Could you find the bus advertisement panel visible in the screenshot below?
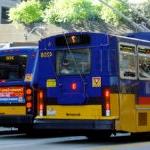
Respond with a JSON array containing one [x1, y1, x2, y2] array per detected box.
[[0, 87, 25, 103]]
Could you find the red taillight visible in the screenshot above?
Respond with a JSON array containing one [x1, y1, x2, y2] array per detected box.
[[71, 83, 77, 90], [39, 104, 44, 110], [26, 88, 32, 95], [25, 88, 33, 113], [26, 102, 32, 108], [39, 91, 44, 100], [104, 89, 110, 98], [37, 90, 44, 116], [104, 89, 111, 116]]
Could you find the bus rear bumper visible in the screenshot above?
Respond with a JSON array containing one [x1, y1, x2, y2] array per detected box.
[[34, 119, 115, 130], [0, 115, 33, 127]]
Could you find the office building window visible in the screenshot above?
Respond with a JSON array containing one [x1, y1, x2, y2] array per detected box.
[[1, 7, 10, 24]]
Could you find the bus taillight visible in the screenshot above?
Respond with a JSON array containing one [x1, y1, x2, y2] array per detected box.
[[37, 90, 44, 116], [25, 88, 33, 113], [104, 89, 111, 116], [71, 82, 77, 90]]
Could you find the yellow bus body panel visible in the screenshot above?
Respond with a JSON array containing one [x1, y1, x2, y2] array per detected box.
[[0, 106, 26, 115], [35, 93, 150, 133], [36, 103, 118, 120], [135, 105, 150, 132], [45, 105, 102, 120], [115, 94, 136, 132], [115, 94, 150, 133], [110, 94, 119, 117]]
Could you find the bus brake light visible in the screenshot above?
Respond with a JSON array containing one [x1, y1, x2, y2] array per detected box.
[[104, 89, 110, 98], [25, 87, 33, 114], [71, 83, 77, 90], [37, 90, 44, 116], [26, 102, 32, 108], [26, 88, 32, 95], [104, 89, 111, 116]]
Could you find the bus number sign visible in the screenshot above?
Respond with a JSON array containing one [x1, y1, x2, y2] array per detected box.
[[40, 51, 52, 58]]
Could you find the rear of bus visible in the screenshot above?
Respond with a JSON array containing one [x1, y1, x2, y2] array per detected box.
[[0, 47, 38, 130], [34, 32, 119, 137]]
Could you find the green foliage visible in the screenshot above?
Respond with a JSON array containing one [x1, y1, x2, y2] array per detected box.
[[99, 0, 130, 26], [9, 0, 43, 25], [43, 0, 100, 25], [9, 0, 150, 29]]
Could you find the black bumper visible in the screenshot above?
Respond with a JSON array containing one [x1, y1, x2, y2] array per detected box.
[[0, 115, 34, 127], [34, 119, 114, 131]]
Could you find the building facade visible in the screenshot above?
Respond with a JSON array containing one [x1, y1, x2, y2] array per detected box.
[[0, 0, 22, 24]]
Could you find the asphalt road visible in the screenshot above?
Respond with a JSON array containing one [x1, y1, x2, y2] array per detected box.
[[0, 131, 150, 150]]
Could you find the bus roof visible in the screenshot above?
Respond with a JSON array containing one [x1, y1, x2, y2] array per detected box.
[[126, 32, 150, 41], [39, 32, 150, 49], [0, 46, 38, 51]]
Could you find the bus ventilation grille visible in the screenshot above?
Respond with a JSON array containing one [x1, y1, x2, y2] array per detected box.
[[138, 112, 147, 126]]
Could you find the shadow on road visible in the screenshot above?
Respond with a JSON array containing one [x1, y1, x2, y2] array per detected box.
[[0, 130, 150, 146]]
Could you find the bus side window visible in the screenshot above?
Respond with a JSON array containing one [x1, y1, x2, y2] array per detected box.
[[119, 44, 137, 80], [139, 55, 150, 79]]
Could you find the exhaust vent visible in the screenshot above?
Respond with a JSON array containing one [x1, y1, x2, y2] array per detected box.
[[138, 112, 147, 126]]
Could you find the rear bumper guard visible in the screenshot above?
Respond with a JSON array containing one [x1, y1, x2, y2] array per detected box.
[[0, 115, 34, 126], [34, 119, 114, 130]]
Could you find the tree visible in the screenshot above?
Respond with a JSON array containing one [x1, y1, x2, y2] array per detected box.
[[43, 0, 100, 25], [9, 0, 43, 25], [99, 0, 130, 26], [9, 0, 149, 31]]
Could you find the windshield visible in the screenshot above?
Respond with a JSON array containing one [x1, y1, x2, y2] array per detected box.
[[0, 55, 27, 81], [56, 49, 90, 75]]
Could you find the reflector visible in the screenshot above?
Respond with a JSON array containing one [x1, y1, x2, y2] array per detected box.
[[71, 83, 77, 90]]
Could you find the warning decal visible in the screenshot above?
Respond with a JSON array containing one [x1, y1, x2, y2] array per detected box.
[[92, 77, 101, 87], [46, 79, 56, 87]]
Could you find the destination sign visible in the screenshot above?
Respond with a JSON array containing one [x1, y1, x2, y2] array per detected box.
[[120, 44, 135, 53]]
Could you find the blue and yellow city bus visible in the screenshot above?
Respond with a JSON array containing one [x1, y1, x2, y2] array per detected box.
[[34, 32, 150, 138], [0, 46, 38, 132]]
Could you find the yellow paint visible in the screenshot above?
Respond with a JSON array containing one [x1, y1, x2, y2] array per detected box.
[[36, 104, 118, 120], [115, 94, 137, 132], [45, 105, 102, 119], [110, 94, 119, 117], [135, 105, 150, 132], [115, 94, 150, 133], [46, 79, 56, 87], [0, 106, 26, 115]]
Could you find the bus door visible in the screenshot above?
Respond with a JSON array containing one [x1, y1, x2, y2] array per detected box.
[[56, 48, 90, 105]]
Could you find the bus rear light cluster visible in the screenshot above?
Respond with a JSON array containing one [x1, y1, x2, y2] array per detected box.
[[25, 88, 33, 113], [104, 89, 111, 117], [37, 90, 44, 116]]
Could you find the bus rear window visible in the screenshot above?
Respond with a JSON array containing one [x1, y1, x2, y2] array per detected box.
[[0, 55, 27, 81], [56, 49, 90, 75]]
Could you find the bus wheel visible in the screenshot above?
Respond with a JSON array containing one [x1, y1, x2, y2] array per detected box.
[[86, 131, 111, 141]]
